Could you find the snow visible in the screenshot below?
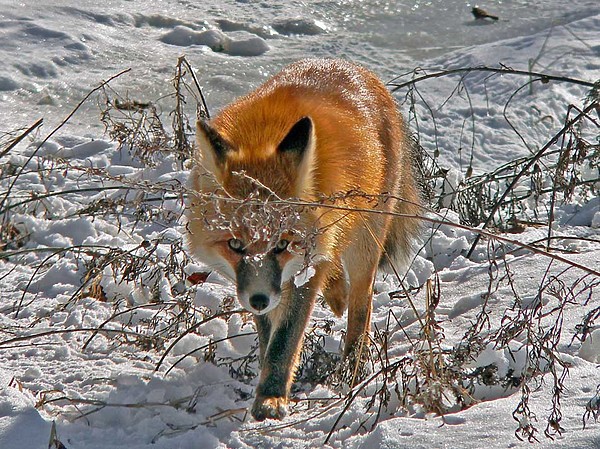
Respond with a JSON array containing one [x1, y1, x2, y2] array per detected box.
[[159, 27, 270, 57], [1, 0, 599, 448], [580, 330, 600, 364]]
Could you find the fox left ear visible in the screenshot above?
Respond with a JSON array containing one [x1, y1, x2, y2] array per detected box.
[[278, 117, 316, 195]]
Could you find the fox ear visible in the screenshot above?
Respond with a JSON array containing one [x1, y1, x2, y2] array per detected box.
[[278, 116, 313, 155], [195, 119, 230, 176], [278, 117, 316, 195]]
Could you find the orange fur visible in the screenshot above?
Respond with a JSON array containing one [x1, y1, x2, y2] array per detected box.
[[187, 58, 421, 421]]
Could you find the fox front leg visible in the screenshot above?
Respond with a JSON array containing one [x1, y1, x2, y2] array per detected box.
[[251, 284, 316, 421]]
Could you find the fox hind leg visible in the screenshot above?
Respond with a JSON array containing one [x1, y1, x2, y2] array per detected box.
[[322, 265, 349, 317], [341, 214, 392, 384], [341, 260, 376, 387], [344, 264, 375, 359]]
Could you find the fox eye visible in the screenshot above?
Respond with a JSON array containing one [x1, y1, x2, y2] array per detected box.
[[274, 239, 290, 254], [227, 238, 244, 253]]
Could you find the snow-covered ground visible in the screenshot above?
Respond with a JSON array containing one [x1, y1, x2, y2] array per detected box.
[[1, 1, 599, 448]]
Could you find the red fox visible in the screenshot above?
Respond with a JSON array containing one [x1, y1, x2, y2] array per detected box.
[[187, 58, 421, 421]]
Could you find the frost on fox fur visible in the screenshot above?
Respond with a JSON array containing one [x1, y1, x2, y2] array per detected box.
[[186, 58, 422, 421]]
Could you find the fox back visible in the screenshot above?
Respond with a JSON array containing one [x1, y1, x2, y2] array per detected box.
[[187, 58, 421, 421]]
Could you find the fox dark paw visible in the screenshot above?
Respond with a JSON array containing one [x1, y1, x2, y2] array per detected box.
[[251, 396, 288, 421]]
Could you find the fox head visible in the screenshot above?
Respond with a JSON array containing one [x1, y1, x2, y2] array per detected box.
[[195, 115, 316, 198], [188, 115, 318, 315]]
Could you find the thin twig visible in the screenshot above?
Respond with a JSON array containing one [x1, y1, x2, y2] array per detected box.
[[388, 66, 595, 92], [0, 118, 43, 158], [0, 327, 145, 347], [178, 56, 211, 119]]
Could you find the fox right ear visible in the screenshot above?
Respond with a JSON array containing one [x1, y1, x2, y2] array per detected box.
[[277, 116, 313, 155], [195, 119, 230, 175]]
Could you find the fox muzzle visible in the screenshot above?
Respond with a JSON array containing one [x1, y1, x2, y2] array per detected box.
[[236, 254, 282, 315]]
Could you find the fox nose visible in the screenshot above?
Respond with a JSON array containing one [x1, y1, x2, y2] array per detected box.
[[249, 293, 270, 312]]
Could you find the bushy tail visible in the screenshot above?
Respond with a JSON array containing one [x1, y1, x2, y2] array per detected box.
[[380, 135, 425, 271]]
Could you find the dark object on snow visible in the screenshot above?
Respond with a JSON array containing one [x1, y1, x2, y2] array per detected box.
[[472, 7, 499, 21], [48, 422, 68, 449]]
